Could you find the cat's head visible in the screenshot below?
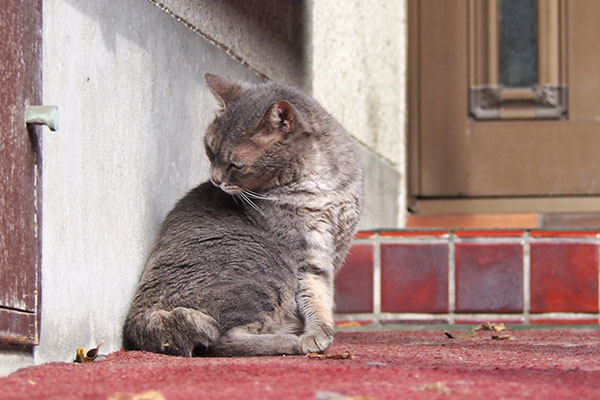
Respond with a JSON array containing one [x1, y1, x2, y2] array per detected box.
[[203, 73, 311, 194]]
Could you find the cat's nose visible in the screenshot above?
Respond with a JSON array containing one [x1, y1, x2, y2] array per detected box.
[[210, 170, 223, 187]]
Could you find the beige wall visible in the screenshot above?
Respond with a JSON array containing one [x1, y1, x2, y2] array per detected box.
[[311, 0, 407, 226]]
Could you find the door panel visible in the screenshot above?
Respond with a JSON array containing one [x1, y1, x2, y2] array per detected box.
[[0, 0, 42, 344], [411, 0, 600, 198]]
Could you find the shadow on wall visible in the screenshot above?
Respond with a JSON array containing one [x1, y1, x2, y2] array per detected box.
[[63, 0, 263, 233], [34, 0, 263, 364], [147, 0, 312, 90]]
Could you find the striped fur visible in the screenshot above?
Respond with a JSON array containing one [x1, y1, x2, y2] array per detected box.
[[123, 74, 363, 356]]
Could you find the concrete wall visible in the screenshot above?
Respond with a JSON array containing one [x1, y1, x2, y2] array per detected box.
[[152, 0, 312, 91], [311, 0, 407, 228], [1, 0, 407, 375], [1, 0, 259, 374]]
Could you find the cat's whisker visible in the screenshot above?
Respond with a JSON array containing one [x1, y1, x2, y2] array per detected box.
[[239, 192, 265, 216], [242, 189, 277, 201]]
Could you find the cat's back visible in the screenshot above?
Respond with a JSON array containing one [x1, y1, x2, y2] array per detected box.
[[148, 181, 278, 267], [135, 181, 298, 327]]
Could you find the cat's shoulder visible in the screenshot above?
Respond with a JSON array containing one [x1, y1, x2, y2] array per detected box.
[[171, 181, 238, 214]]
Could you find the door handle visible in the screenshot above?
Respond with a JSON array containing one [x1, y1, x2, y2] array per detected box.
[[25, 105, 59, 131]]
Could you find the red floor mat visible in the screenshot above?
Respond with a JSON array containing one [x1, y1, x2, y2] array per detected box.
[[2, 329, 600, 399]]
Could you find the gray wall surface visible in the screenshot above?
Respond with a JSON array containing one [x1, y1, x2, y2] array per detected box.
[[152, 0, 312, 90], [2, 0, 258, 374], [38, 0, 261, 363]]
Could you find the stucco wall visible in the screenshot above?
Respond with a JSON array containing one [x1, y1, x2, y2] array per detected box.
[[312, 0, 407, 228]]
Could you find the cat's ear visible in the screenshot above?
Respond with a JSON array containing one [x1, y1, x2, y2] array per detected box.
[[265, 101, 296, 134], [204, 73, 249, 111]]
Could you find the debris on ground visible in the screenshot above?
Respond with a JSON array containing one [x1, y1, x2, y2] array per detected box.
[[74, 340, 104, 363], [476, 322, 506, 332], [491, 334, 514, 340], [3, 330, 600, 399], [445, 323, 513, 341], [307, 351, 353, 360]]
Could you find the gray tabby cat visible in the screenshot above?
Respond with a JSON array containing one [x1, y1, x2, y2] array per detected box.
[[123, 73, 363, 356]]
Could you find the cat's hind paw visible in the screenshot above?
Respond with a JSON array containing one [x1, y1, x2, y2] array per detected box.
[[148, 307, 219, 357]]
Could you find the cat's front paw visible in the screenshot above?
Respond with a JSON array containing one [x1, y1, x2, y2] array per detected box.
[[300, 328, 334, 354]]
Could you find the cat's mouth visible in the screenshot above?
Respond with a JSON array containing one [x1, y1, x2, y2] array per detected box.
[[212, 180, 243, 195]]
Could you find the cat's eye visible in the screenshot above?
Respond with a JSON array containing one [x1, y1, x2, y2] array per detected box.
[[228, 163, 243, 171]]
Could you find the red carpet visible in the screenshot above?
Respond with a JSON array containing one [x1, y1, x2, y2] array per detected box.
[[2, 329, 600, 399]]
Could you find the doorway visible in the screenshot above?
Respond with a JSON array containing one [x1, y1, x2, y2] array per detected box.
[[408, 0, 600, 227]]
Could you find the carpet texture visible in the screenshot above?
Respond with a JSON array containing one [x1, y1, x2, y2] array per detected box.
[[2, 329, 600, 399]]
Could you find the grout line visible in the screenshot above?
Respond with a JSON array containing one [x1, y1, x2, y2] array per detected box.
[[448, 232, 456, 323], [334, 312, 597, 323], [528, 236, 600, 243], [528, 312, 600, 319], [373, 234, 381, 318], [453, 238, 525, 244], [523, 232, 531, 324]]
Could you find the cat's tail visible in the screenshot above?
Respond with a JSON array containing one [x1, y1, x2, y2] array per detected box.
[[122, 306, 220, 357]]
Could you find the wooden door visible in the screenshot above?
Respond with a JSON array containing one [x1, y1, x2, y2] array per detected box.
[[409, 1, 600, 204], [0, 0, 42, 345]]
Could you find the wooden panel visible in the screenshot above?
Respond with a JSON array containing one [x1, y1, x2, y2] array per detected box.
[[568, 0, 600, 121], [418, 0, 469, 196], [538, 0, 563, 85], [415, 0, 600, 198], [407, 0, 420, 196], [0, 309, 38, 345], [469, 0, 566, 120], [415, 196, 600, 215], [466, 121, 600, 196], [0, 0, 42, 343]]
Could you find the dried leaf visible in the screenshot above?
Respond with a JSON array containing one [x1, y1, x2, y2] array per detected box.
[[306, 351, 352, 360], [491, 334, 514, 340], [475, 322, 506, 332], [444, 329, 476, 339], [445, 323, 509, 341], [74, 340, 104, 363]]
